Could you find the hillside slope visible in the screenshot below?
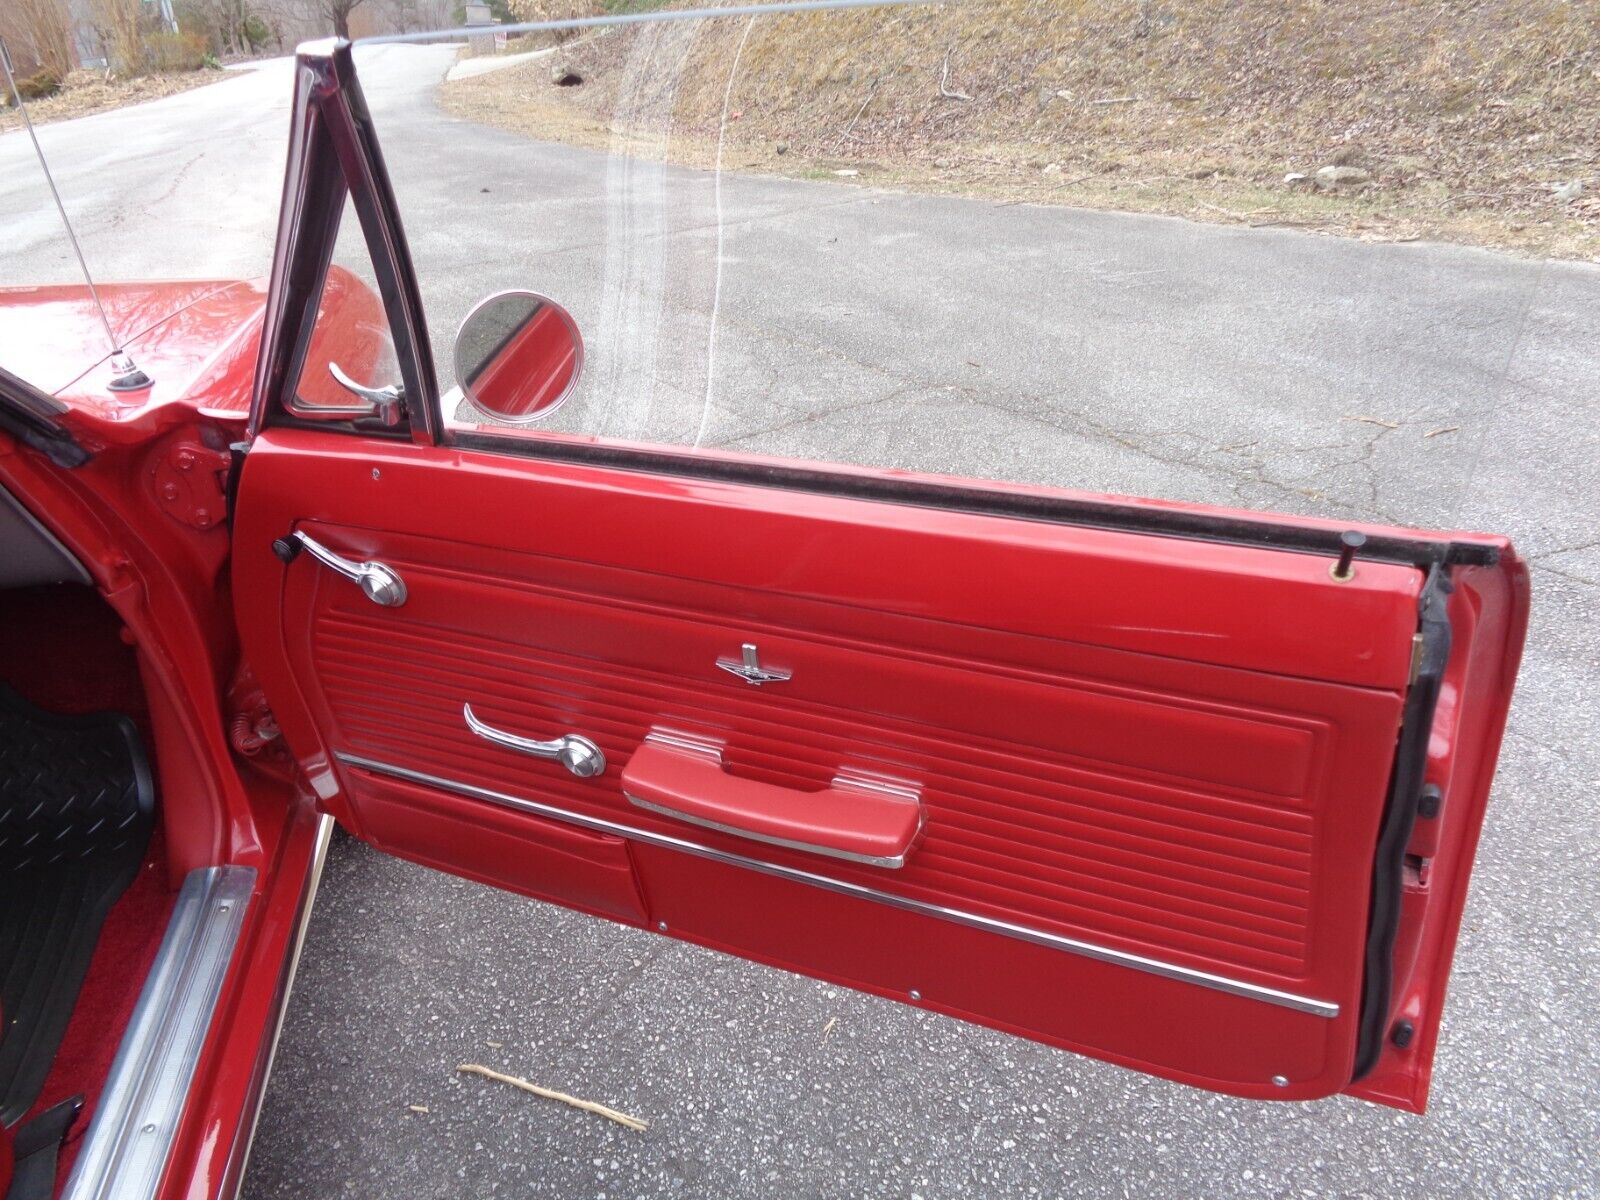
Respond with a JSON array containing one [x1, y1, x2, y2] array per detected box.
[[442, 0, 1599, 258]]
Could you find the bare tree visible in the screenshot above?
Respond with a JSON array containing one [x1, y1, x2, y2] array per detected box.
[[380, 0, 420, 34], [186, 0, 256, 55], [9, 0, 74, 80], [87, 0, 143, 74], [318, 0, 368, 39]]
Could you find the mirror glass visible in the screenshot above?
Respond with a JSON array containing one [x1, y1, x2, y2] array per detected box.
[[453, 290, 583, 423]]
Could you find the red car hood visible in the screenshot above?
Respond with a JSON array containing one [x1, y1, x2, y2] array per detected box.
[[0, 279, 268, 421]]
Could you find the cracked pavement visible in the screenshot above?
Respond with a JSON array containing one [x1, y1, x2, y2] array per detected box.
[[2, 42, 1596, 1200]]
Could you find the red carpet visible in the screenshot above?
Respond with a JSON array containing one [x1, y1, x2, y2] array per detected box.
[[0, 584, 176, 1194]]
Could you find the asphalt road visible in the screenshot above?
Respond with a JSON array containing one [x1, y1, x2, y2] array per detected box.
[[3, 43, 1597, 1200]]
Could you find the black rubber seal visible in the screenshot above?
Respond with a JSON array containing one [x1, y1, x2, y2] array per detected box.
[[447, 434, 1499, 572], [1351, 564, 1453, 1079]]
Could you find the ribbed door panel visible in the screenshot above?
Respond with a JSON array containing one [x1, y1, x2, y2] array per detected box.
[[295, 539, 1403, 994]]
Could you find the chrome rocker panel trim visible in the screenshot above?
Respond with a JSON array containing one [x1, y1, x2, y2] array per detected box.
[[62, 866, 257, 1200]]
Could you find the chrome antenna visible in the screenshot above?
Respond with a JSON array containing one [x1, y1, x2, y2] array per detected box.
[[0, 37, 150, 391]]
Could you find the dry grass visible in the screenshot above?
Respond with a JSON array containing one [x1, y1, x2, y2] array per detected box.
[[0, 67, 223, 134], [441, 0, 1600, 260]]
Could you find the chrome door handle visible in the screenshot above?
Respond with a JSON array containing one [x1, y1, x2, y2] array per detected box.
[[291, 530, 407, 607], [328, 362, 406, 427], [463, 703, 606, 779]]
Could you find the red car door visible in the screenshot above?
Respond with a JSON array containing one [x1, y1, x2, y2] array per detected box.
[[231, 43, 1527, 1116]]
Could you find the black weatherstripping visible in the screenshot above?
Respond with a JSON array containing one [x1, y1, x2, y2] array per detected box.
[[1351, 563, 1453, 1080], [0, 685, 155, 1124], [449, 434, 1500, 571], [0, 367, 90, 469]]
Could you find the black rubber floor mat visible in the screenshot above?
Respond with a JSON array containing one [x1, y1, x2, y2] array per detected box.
[[0, 685, 153, 1125]]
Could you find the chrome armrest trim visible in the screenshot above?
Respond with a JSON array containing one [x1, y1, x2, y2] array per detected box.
[[624, 791, 914, 869], [62, 866, 257, 1200], [624, 733, 923, 869]]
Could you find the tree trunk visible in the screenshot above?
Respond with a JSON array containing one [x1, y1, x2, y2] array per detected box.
[[334, 10, 351, 38]]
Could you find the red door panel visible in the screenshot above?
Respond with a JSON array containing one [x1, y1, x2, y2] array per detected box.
[[233, 428, 1524, 1111], [342, 770, 649, 924]]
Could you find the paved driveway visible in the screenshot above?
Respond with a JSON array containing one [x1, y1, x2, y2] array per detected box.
[[3, 42, 1596, 1200]]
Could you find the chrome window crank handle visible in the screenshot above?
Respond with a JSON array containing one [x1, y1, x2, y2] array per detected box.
[[290, 530, 407, 607], [463, 703, 606, 778]]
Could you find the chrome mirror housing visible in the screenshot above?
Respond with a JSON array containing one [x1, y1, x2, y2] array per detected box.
[[453, 290, 583, 424]]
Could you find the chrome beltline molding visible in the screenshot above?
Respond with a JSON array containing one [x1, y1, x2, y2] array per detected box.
[[62, 866, 257, 1200], [337, 753, 1340, 1019]]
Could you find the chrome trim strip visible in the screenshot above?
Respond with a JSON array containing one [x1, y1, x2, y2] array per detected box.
[[831, 769, 922, 804], [62, 865, 257, 1200], [336, 754, 1339, 1019], [643, 728, 725, 760]]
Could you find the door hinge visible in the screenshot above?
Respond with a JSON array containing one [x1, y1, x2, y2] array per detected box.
[[150, 437, 231, 530]]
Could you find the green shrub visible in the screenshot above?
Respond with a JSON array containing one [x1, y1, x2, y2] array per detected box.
[[243, 13, 272, 51]]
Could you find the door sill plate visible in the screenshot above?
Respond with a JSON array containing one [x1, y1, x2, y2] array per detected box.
[[62, 866, 256, 1200]]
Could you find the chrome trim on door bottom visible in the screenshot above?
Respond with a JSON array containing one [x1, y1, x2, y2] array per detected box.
[[62, 865, 257, 1200], [336, 754, 1340, 1019]]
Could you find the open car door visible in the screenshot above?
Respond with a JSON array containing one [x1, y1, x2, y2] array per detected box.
[[232, 43, 1527, 1115]]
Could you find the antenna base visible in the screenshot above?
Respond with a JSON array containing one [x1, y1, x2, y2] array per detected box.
[[106, 353, 153, 393]]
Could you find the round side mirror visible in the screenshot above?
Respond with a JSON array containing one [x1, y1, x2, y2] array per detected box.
[[453, 290, 584, 423]]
